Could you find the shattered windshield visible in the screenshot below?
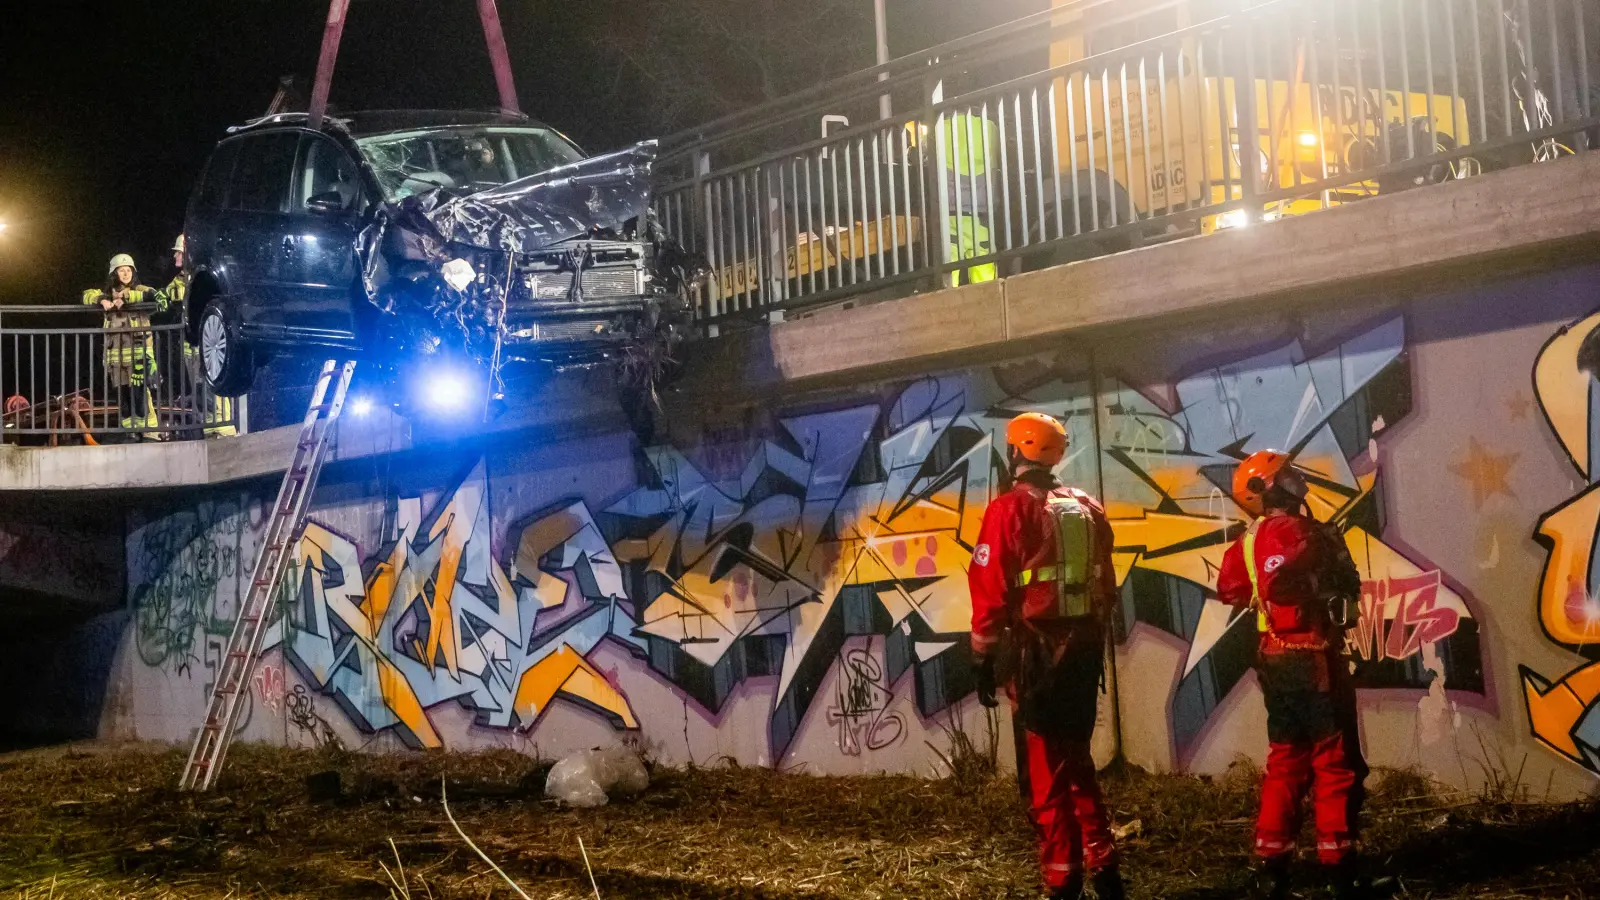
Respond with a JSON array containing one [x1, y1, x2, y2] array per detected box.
[[356, 126, 586, 201]]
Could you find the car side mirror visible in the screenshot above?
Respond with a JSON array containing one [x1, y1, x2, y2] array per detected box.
[[306, 191, 347, 215]]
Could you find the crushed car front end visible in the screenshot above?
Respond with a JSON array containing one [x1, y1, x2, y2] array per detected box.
[[351, 128, 699, 403]]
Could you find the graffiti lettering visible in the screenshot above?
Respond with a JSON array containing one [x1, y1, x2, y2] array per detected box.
[[1101, 315, 1483, 759], [1350, 572, 1462, 663], [826, 645, 906, 755], [0, 522, 120, 600], [270, 463, 639, 749], [122, 317, 1488, 772], [132, 500, 253, 672], [1525, 309, 1600, 774], [252, 664, 287, 715]]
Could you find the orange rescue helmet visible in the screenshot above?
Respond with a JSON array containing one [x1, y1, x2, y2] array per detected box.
[[1232, 449, 1294, 517], [1006, 412, 1069, 467]]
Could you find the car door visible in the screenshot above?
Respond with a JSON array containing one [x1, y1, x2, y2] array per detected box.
[[184, 139, 239, 294], [221, 131, 299, 341], [281, 132, 365, 346]]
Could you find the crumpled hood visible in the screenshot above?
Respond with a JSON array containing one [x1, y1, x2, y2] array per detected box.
[[424, 140, 659, 253]]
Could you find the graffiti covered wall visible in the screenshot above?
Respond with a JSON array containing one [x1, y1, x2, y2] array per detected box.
[[102, 263, 1600, 796]]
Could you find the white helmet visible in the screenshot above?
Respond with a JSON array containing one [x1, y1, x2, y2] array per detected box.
[[108, 253, 136, 274], [172, 234, 186, 253]]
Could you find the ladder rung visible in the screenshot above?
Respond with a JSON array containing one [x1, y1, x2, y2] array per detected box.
[[182, 360, 352, 792]]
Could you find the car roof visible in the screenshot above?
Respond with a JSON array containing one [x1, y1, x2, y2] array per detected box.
[[227, 109, 550, 138]]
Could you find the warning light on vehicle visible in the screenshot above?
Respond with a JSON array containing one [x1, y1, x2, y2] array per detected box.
[[349, 395, 375, 417], [1298, 131, 1319, 148], [424, 369, 475, 412]]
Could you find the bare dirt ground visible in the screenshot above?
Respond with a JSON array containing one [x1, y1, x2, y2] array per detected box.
[[0, 743, 1595, 899]]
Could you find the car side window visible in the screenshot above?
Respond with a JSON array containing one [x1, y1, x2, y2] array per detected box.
[[197, 140, 241, 210], [297, 135, 362, 213], [229, 132, 299, 213]]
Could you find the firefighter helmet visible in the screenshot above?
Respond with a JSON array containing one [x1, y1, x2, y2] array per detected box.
[[1006, 412, 1068, 467], [172, 234, 186, 253], [108, 253, 136, 275], [1233, 449, 1293, 517]]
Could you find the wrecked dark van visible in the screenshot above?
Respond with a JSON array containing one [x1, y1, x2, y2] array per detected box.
[[181, 110, 697, 411]]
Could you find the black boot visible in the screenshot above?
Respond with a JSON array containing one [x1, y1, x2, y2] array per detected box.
[[1089, 866, 1125, 900], [1328, 857, 1372, 900], [1047, 872, 1084, 900], [1252, 855, 1292, 900]]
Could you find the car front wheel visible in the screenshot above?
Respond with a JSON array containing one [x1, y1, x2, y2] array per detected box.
[[198, 300, 256, 397]]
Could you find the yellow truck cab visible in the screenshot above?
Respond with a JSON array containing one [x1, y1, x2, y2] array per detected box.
[[1048, 0, 1470, 233], [701, 0, 1476, 312]]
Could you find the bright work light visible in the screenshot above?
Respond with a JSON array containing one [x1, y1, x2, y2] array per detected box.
[[424, 368, 475, 412]]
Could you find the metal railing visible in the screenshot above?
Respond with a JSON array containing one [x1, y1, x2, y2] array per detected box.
[[653, 0, 1599, 324], [0, 306, 239, 444]]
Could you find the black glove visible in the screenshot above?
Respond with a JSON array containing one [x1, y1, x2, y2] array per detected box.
[[975, 655, 999, 708]]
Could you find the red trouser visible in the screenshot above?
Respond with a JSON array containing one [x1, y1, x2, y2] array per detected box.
[[1254, 650, 1366, 865], [1023, 730, 1117, 887]]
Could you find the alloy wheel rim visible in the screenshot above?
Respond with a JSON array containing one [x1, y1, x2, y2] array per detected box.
[[201, 313, 227, 382]]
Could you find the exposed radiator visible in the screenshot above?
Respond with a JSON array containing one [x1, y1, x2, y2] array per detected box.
[[522, 266, 643, 301]]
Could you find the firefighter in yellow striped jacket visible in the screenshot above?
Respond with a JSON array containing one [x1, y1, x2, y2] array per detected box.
[[907, 105, 1001, 287], [940, 111, 999, 286], [83, 253, 165, 438], [164, 236, 235, 437]]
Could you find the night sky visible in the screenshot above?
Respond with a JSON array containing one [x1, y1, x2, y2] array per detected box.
[[0, 0, 1042, 307]]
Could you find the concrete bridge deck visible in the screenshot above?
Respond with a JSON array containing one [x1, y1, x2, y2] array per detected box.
[[4, 149, 1597, 492]]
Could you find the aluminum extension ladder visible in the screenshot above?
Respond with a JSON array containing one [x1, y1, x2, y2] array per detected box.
[[180, 359, 357, 791]]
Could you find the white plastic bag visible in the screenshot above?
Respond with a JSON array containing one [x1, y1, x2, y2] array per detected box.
[[593, 745, 650, 797], [544, 746, 649, 807]]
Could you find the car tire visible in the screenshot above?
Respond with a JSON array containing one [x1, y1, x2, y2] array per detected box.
[[198, 300, 255, 398]]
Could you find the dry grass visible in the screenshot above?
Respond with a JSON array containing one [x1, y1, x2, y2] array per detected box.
[[0, 744, 1595, 899]]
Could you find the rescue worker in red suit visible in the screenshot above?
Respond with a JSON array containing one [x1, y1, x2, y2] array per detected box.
[[1217, 450, 1369, 900], [969, 412, 1124, 900]]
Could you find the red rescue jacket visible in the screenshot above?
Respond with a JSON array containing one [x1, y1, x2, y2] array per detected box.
[[1217, 509, 1359, 655], [968, 472, 1117, 661]]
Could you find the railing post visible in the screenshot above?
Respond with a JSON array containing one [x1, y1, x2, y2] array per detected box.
[[691, 149, 714, 325], [925, 69, 952, 292], [1237, 7, 1264, 224], [763, 161, 786, 325]]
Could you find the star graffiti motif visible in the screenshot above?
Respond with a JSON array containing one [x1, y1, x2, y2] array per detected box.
[[1449, 437, 1519, 509], [1506, 392, 1533, 422]]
